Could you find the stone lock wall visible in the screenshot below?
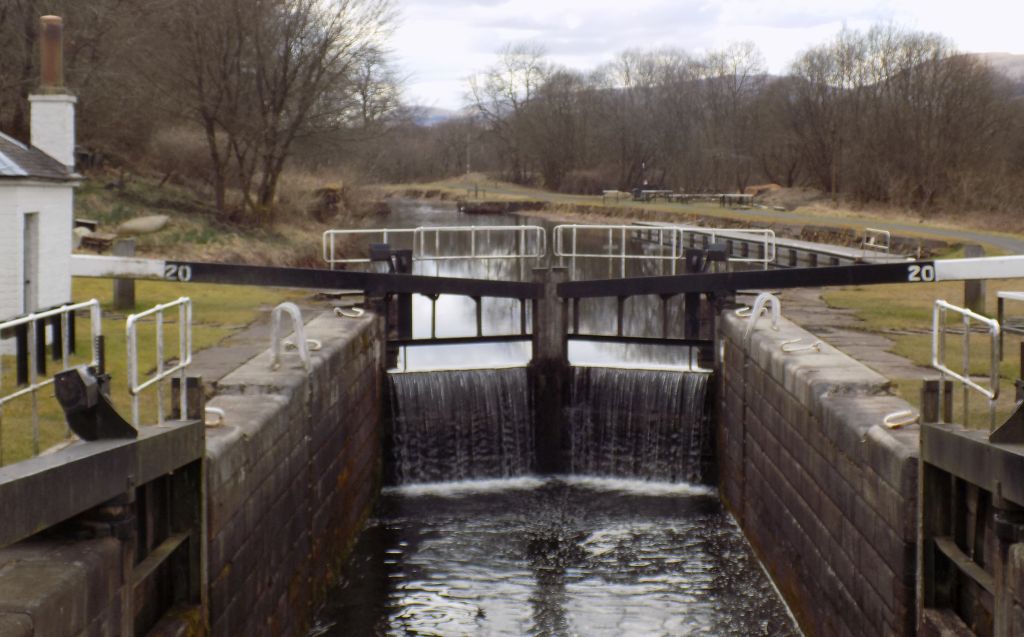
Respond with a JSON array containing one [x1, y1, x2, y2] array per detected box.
[[203, 312, 384, 636], [718, 311, 920, 636]]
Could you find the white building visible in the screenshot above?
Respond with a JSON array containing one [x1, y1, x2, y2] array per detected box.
[[0, 15, 79, 323]]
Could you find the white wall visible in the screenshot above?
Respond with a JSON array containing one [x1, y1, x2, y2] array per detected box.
[[29, 94, 77, 169], [0, 182, 74, 322]]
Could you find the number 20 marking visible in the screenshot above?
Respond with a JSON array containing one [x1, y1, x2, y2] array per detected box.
[[908, 264, 935, 282], [164, 264, 192, 282]]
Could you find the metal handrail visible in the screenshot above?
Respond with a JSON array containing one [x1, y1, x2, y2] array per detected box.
[[414, 225, 546, 261], [631, 224, 777, 268], [126, 297, 192, 427], [323, 225, 546, 266], [996, 290, 1024, 357], [931, 299, 1000, 430], [322, 228, 417, 266], [553, 225, 684, 277], [743, 292, 781, 343], [0, 300, 102, 460], [676, 227, 777, 268], [270, 302, 313, 372], [861, 228, 891, 254]]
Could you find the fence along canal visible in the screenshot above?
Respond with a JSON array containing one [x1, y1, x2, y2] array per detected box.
[[309, 200, 797, 636]]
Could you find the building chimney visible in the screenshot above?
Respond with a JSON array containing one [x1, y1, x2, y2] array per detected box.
[[29, 15, 77, 170], [39, 15, 64, 91]]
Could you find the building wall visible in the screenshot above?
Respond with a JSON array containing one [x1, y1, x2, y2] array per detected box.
[[0, 182, 74, 321], [718, 311, 919, 637]]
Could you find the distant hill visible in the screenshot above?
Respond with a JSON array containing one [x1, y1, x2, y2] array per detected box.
[[973, 53, 1024, 95], [412, 106, 460, 127]]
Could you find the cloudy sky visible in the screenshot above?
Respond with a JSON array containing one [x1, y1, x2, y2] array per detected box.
[[391, 0, 1024, 110]]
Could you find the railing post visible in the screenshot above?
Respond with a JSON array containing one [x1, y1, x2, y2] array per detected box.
[[684, 248, 704, 339], [964, 244, 986, 314], [921, 379, 953, 424], [113, 238, 136, 311], [394, 249, 413, 341], [171, 376, 205, 421], [529, 267, 568, 474]]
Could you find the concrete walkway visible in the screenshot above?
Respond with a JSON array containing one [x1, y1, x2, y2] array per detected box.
[[771, 287, 933, 382]]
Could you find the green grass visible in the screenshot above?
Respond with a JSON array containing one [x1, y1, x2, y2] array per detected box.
[[822, 278, 1024, 429], [0, 278, 305, 466]]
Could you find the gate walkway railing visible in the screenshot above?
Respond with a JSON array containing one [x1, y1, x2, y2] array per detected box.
[[323, 225, 546, 267], [553, 224, 685, 277], [633, 224, 777, 268], [861, 227, 891, 254], [323, 228, 416, 265], [931, 299, 1000, 430], [0, 300, 102, 461], [126, 297, 192, 427], [414, 225, 546, 261]]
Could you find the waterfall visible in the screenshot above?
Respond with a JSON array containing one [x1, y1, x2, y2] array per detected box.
[[387, 367, 533, 484], [565, 367, 710, 483], [387, 366, 711, 485]]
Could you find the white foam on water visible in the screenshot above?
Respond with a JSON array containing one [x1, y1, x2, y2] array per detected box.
[[559, 475, 717, 497], [384, 476, 547, 497], [385, 475, 715, 499]]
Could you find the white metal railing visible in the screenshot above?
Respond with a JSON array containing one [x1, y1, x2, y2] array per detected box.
[[0, 300, 102, 460], [633, 225, 777, 269], [323, 225, 546, 267], [269, 302, 319, 372], [861, 228, 891, 254], [414, 225, 546, 261], [322, 228, 417, 266], [996, 290, 1024, 359], [553, 225, 684, 277], [741, 292, 782, 343], [675, 227, 777, 268], [126, 297, 192, 427], [932, 299, 1000, 430]]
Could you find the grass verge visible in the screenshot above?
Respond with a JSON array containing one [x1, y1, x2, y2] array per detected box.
[[822, 277, 1024, 429]]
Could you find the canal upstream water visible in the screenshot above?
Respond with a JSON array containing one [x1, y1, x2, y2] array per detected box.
[[309, 201, 798, 635]]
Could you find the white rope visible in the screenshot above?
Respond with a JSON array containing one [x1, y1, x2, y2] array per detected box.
[[883, 410, 919, 429], [204, 407, 225, 427], [781, 338, 822, 353]]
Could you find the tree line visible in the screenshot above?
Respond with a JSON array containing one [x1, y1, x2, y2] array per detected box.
[[382, 25, 1024, 213], [3, 9, 1022, 217], [0, 0, 398, 220]]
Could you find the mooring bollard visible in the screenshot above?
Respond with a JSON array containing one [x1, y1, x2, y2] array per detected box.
[[530, 267, 569, 474], [171, 375, 205, 421], [920, 378, 954, 424]]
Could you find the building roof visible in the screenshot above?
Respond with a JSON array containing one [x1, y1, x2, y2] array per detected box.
[[0, 131, 77, 181]]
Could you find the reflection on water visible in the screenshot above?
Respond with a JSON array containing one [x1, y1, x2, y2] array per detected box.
[[363, 201, 706, 370], [309, 478, 797, 637]]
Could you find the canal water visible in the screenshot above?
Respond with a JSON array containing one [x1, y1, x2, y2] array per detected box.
[[309, 201, 798, 635], [310, 479, 796, 637]]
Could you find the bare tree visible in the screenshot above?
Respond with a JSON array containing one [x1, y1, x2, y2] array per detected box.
[[468, 43, 551, 184], [164, 0, 395, 218]]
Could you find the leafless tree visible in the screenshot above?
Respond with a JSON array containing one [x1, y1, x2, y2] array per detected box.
[[468, 43, 551, 184]]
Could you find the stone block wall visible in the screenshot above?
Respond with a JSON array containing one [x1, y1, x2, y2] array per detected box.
[[0, 538, 124, 636], [204, 312, 383, 637], [719, 311, 919, 636]]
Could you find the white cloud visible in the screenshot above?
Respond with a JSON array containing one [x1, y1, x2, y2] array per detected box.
[[393, 0, 1024, 110]]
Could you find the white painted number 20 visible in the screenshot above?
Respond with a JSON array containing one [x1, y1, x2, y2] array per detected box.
[[164, 264, 192, 282], [907, 264, 935, 282]]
